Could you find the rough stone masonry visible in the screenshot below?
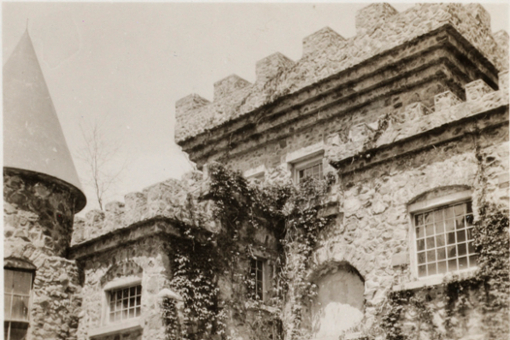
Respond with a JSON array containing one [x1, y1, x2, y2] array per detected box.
[[4, 3, 509, 340]]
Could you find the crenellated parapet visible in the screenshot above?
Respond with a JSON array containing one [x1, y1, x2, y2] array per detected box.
[[175, 3, 509, 144], [326, 70, 509, 164], [71, 171, 218, 245]]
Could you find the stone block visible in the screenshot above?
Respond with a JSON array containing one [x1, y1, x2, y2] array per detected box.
[[302, 27, 345, 57], [213, 74, 251, 101], [124, 191, 147, 224], [175, 94, 210, 118], [256, 52, 294, 84], [434, 91, 462, 111], [464, 4, 491, 31], [498, 70, 509, 92], [465, 80, 494, 101], [104, 201, 125, 231], [85, 210, 105, 233], [355, 3, 398, 34], [391, 252, 410, 267]]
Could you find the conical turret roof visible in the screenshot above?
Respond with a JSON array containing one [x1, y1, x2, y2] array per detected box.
[[4, 30, 86, 211]]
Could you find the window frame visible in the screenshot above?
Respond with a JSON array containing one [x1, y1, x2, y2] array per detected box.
[[248, 257, 275, 303], [4, 266, 35, 340], [101, 277, 142, 327], [408, 190, 476, 281], [291, 153, 324, 184]]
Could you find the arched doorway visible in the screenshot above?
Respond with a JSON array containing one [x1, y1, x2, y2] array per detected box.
[[311, 263, 364, 340]]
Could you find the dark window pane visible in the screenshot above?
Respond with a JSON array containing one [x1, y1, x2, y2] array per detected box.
[[458, 257, 468, 269], [458, 243, 467, 256], [466, 228, 474, 241], [448, 245, 457, 258], [8, 322, 28, 340], [437, 248, 446, 261], [466, 214, 474, 225], [136, 286, 141, 295], [123, 299, 129, 308], [418, 265, 427, 277], [428, 263, 437, 275], [456, 217, 465, 230], [426, 237, 435, 249], [415, 215, 423, 226], [4, 271, 13, 292], [466, 202, 472, 214], [11, 296, 29, 321], [438, 261, 447, 274], [129, 308, 135, 318], [12, 272, 32, 295], [136, 296, 141, 306], [417, 239, 425, 251], [447, 232, 456, 245], [445, 219, 455, 232], [448, 259, 457, 271], [129, 298, 135, 307], [426, 250, 436, 262], [423, 212, 431, 225], [417, 252, 426, 264], [436, 235, 445, 247], [130, 287, 136, 296], [457, 230, 466, 243], [117, 291, 122, 299], [122, 309, 128, 320], [123, 289, 129, 298], [426, 224, 434, 237], [5, 295, 12, 319], [416, 227, 424, 239], [468, 242, 475, 254], [469, 255, 478, 267]]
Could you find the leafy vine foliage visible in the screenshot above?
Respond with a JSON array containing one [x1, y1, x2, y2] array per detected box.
[[163, 163, 333, 340]]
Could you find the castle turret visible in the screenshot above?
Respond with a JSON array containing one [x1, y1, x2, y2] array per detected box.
[[3, 30, 85, 340]]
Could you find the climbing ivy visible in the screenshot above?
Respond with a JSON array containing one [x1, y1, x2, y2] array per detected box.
[[161, 163, 333, 340]]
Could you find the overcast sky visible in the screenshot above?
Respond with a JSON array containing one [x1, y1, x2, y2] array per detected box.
[[3, 1, 509, 214]]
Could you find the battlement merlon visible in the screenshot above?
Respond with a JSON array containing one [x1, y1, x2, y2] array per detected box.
[[70, 171, 218, 247], [174, 3, 508, 146]]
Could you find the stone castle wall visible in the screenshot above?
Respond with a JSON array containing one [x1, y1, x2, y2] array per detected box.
[[4, 169, 83, 340], [66, 3, 509, 340]]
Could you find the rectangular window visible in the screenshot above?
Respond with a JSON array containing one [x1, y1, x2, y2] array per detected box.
[[249, 258, 275, 303], [250, 258, 264, 301], [4, 269, 33, 340], [414, 201, 476, 277], [294, 158, 323, 183], [108, 285, 142, 323]]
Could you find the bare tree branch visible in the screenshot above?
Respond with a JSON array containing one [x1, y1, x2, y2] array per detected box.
[[76, 120, 128, 210]]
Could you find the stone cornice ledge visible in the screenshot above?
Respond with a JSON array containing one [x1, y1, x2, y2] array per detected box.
[[69, 218, 182, 260]]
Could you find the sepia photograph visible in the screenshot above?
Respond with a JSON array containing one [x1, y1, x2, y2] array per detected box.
[[3, 2, 509, 340]]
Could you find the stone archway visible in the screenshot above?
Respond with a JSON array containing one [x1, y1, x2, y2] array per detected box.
[[310, 262, 365, 340]]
